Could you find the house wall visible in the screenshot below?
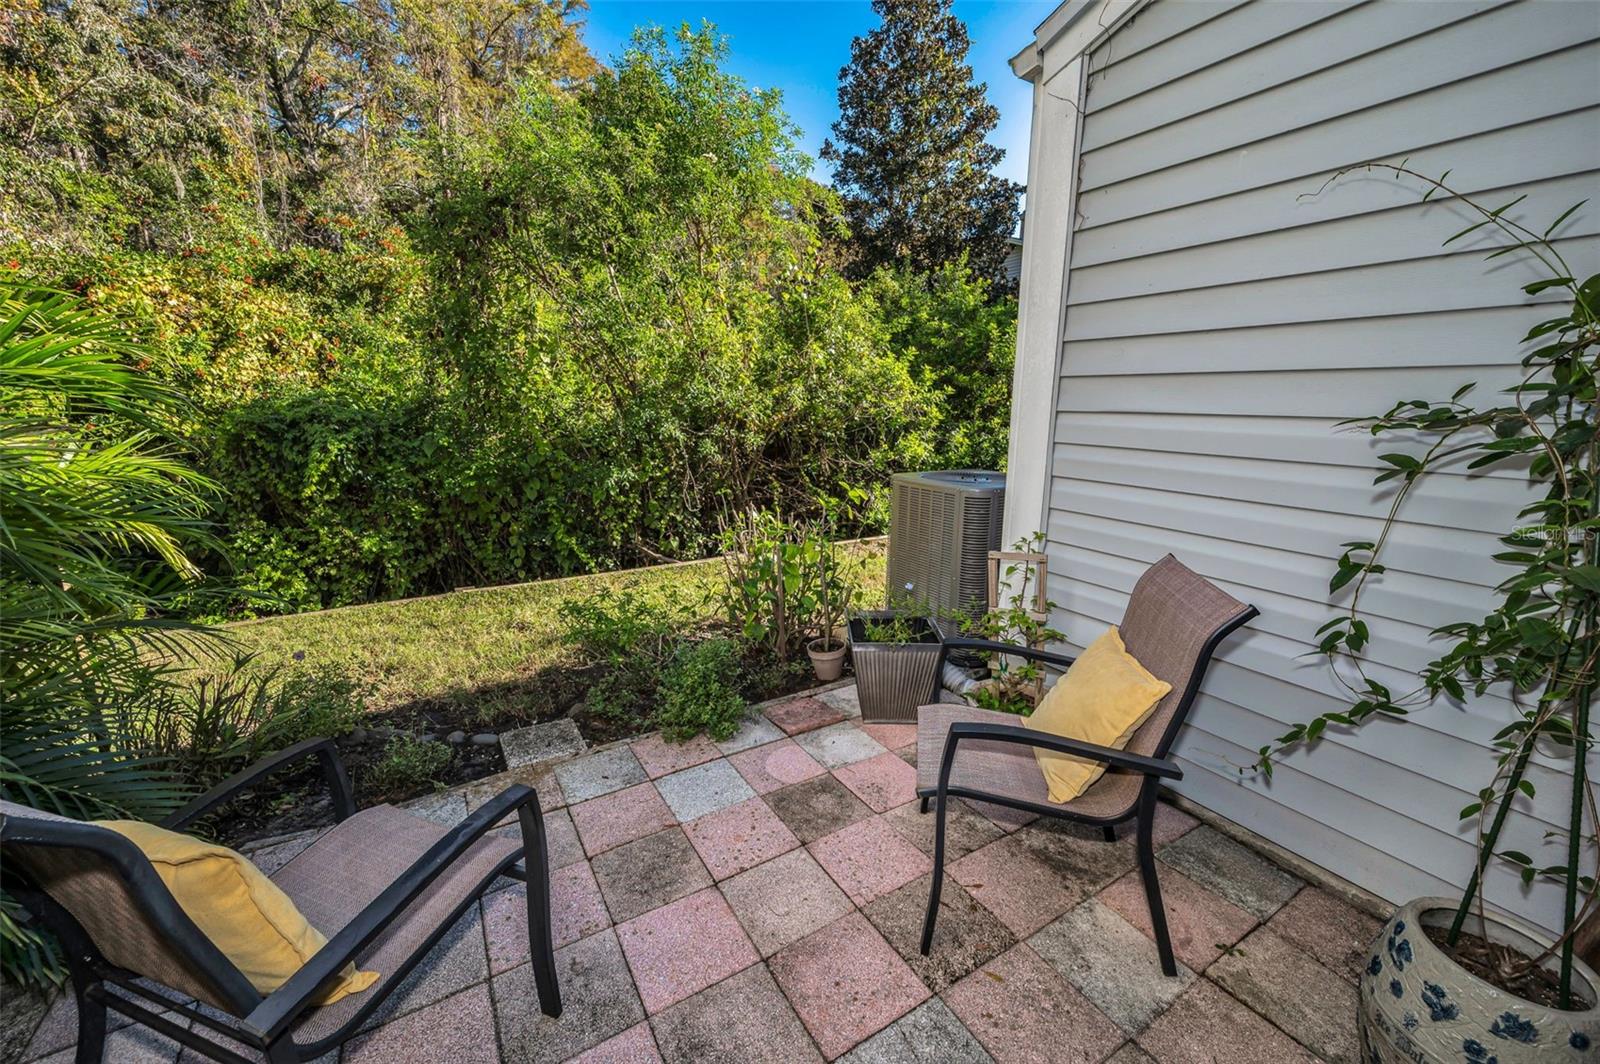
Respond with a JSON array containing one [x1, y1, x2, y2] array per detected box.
[[1011, 0, 1600, 930]]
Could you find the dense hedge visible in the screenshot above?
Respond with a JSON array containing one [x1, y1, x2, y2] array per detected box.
[[5, 27, 1015, 617]]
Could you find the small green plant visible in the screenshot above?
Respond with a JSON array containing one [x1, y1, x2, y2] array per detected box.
[[132, 654, 367, 787], [366, 735, 453, 799], [559, 587, 688, 668], [560, 586, 691, 732], [858, 613, 922, 643], [963, 533, 1064, 715], [584, 667, 660, 733], [856, 588, 938, 644], [657, 638, 747, 742], [721, 510, 853, 660]]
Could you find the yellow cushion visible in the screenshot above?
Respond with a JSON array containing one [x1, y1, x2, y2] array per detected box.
[[95, 820, 378, 1005], [1024, 626, 1172, 803]]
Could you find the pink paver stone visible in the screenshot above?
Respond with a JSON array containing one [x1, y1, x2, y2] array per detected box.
[[483, 861, 611, 972], [630, 733, 722, 780], [568, 1021, 663, 1063], [682, 796, 800, 881], [944, 943, 1123, 1064], [808, 816, 931, 906], [768, 912, 929, 1060], [858, 722, 917, 751], [615, 888, 759, 1014], [727, 738, 826, 794], [832, 751, 919, 812], [1099, 866, 1258, 972], [1137, 978, 1317, 1063], [343, 984, 500, 1064], [1151, 801, 1200, 847], [764, 696, 846, 736], [570, 782, 679, 857], [949, 837, 1081, 938]]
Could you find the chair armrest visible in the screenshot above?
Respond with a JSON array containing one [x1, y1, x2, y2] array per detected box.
[[940, 637, 1076, 670], [240, 784, 543, 1042], [160, 738, 356, 833], [941, 721, 1182, 781]]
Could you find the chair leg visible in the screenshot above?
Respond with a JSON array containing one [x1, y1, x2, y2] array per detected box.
[[919, 796, 929, 814], [1102, 825, 1117, 842], [1136, 790, 1178, 977], [72, 986, 106, 1064], [918, 792, 950, 955], [519, 801, 563, 1018]]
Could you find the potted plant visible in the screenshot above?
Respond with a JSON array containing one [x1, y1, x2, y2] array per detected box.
[[806, 532, 848, 682], [848, 592, 943, 722], [1256, 165, 1600, 1059], [962, 533, 1065, 715], [722, 509, 854, 683]]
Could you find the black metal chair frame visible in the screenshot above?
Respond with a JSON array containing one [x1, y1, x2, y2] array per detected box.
[[917, 609, 1258, 977], [2, 738, 562, 1063]]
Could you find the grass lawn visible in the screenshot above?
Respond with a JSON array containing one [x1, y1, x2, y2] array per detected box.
[[228, 539, 887, 726]]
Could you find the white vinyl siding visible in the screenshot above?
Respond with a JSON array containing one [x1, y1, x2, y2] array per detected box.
[[1038, 0, 1600, 930]]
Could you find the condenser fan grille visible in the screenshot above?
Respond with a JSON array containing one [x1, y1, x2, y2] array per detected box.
[[885, 471, 1004, 617]]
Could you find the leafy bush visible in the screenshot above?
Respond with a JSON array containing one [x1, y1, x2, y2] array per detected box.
[[560, 587, 696, 732], [132, 655, 366, 787], [658, 639, 748, 743], [962, 534, 1064, 715], [7, 25, 1014, 619], [559, 588, 690, 669], [722, 511, 859, 660], [366, 736, 453, 800], [864, 262, 1017, 471]]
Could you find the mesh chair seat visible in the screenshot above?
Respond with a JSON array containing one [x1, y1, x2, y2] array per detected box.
[[270, 804, 521, 1044], [914, 555, 1255, 980], [3, 741, 559, 1063], [914, 704, 1143, 822]]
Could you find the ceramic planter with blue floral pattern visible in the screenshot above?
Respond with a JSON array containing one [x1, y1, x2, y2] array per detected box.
[[1360, 897, 1600, 1062]]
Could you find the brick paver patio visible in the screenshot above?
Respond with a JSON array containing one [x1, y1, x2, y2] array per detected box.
[[12, 683, 1376, 1063]]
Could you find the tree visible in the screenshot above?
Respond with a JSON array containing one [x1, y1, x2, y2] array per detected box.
[[0, 0, 598, 253], [821, 0, 1020, 287]]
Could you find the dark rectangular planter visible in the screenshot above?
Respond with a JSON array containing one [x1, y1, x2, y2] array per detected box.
[[847, 613, 943, 723]]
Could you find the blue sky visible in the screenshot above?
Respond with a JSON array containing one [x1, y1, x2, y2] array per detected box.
[[580, 1, 1057, 187]]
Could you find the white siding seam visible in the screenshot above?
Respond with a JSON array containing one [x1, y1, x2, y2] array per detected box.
[[1085, 0, 1502, 149], [1077, 37, 1600, 194], [1069, 166, 1600, 274], [1065, 231, 1596, 310], [1074, 104, 1600, 235], [1084, 0, 1250, 79]]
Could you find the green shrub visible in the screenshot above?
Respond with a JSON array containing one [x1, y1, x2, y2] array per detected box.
[[559, 587, 689, 669], [658, 638, 747, 743], [583, 667, 659, 734], [366, 736, 453, 799], [721, 512, 856, 661]]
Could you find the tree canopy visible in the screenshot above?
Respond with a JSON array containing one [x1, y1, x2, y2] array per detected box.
[[821, 0, 1021, 287], [2, 7, 1016, 615]]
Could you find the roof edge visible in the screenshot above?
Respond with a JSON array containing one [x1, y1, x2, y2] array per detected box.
[[1009, 0, 1153, 82]]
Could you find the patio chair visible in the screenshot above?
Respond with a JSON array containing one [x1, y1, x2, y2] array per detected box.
[[916, 554, 1256, 976], [0, 737, 561, 1063]]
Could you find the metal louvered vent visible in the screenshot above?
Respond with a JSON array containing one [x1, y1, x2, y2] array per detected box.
[[885, 470, 1005, 618]]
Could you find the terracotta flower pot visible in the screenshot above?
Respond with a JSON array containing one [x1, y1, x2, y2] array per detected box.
[[806, 637, 846, 683], [1359, 897, 1600, 1062]]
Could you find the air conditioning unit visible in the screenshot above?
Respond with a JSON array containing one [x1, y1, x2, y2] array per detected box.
[[886, 470, 1006, 618]]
